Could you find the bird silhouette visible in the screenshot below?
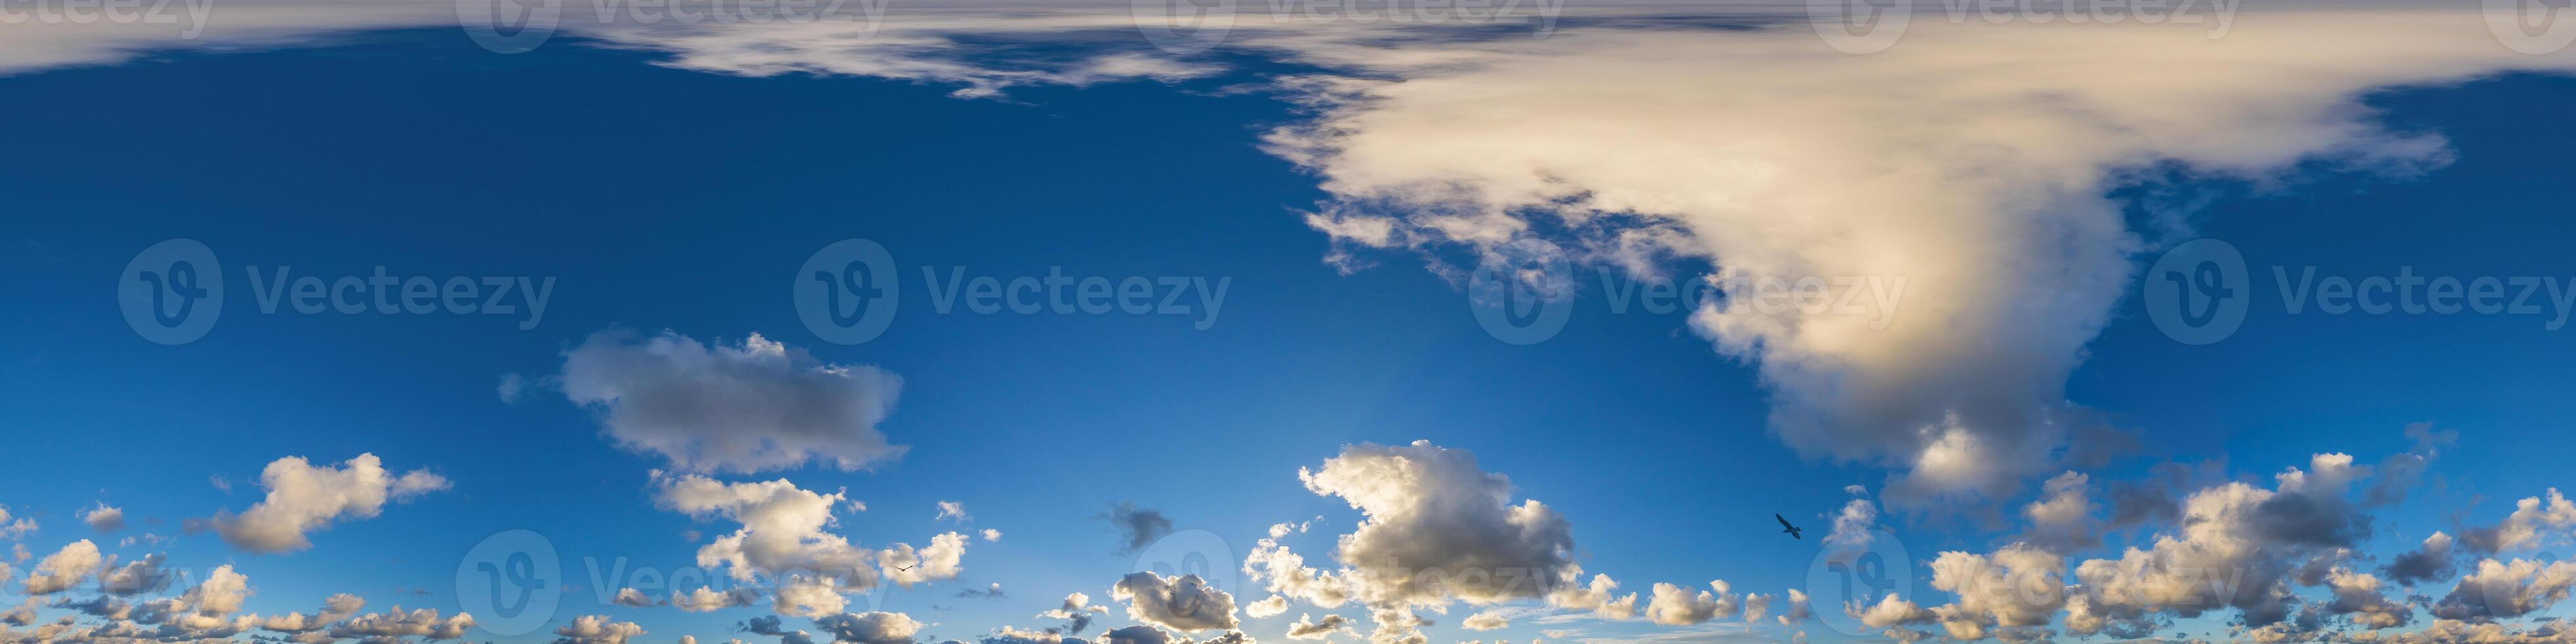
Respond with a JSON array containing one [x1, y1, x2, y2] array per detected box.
[[1775, 514, 1803, 540], [896, 564, 915, 572]]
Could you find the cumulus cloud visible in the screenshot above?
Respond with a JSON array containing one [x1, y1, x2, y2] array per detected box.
[[22, 540, 102, 595], [674, 586, 761, 612], [982, 528, 1003, 542], [1244, 596, 1288, 620], [2431, 558, 2576, 621], [815, 611, 923, 644], [559, 329, 905, 474], [1112, 572, 1240, 632], [1037, 591, 1110, 636], [2462, 488, 2576, 555], [938, 501, 970, 522], [879, 531, 970, 587], [2384, 531, 2458, 587], [213, 453, 450, 553], [1257, 9, 2576, 505], [1822, 499, 1877, 550], [1247, 441, 1610, 643], [556, 614, 648, 644], [654, 474, 878, 615], [81, 504, 124, 534], [1643, 581, 1740, 626], [1282, 614, 1350, 640], [0, 507, 32, 540]]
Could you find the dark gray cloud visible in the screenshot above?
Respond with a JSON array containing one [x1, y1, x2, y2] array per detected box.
[[1098, 503, 1173, 555]]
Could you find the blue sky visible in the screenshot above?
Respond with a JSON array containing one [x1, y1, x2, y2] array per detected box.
[[5, 4, 2576, 644]]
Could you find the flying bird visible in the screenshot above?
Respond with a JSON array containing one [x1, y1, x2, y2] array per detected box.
[[896, 564, 915, 572], [1775, 514, 1802, 540]]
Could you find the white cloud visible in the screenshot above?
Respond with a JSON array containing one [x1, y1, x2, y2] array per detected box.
[[654, 474, 878, 612], [815, 611, 922, 644], [1643, 581, 1739, 626], [936, 501, 969, 522], [559, 329, 905, 474], [2463, 488, 2576, 554], [81, 503, 124, 533], [982, 528, 1004, 542], [1255, 9, 2576, 504], [1245, 595, 1289, 620], [877, 531, 968, 587], [23, 540, 102, 595], [555, 614, 647, 644], [214, 453, 450, 553], [0, 506, 37, 540], [673, 586, 759, 612]]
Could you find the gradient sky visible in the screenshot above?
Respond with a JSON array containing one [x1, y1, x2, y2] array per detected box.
[[4, 3, 2576, 644]]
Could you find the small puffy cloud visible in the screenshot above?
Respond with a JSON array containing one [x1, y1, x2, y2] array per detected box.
[[1111, 571, 1240, 632], [654, 474, 878, 614], [0, 506, 33, 540], [498, 373, 527, 403], [558, 329, 906, 474], [2383, 531, 2457, 586], [23, 539, 102, 595], [614, 587, 660, 607], [1282, 614, 1350, 640], [82, 503, 125, 533], [555, 614, 647, 644], [1098, 624, 1177, 644], [1458, 609, 1510, 630], [1644, 581, 1740, 626], [938, 501, 970, 522], [1099, 503, 1173, 554], [815, 611, 922, 644], [1037, 591, 1110, 636], [982, 528, 1003, 542], [1243, 596, 1288, 620], [878, 532, 969, 587], [674, 586, 760, 612], [97, 552, 174, 596], [214, 453, 451, 553], [1823, 499, 1877, 550]]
